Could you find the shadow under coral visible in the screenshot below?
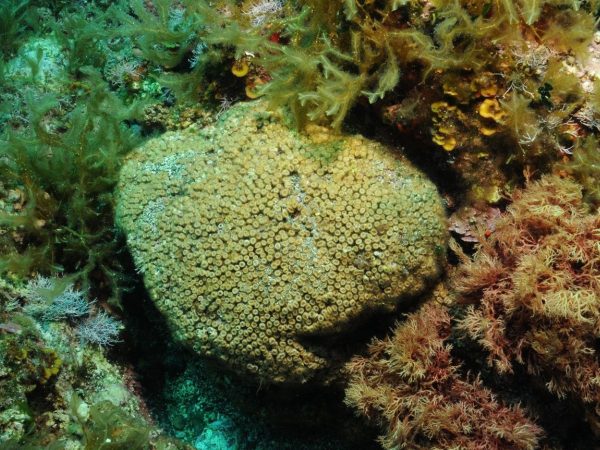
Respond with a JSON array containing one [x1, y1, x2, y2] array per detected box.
[[117, 269, 383, 450]]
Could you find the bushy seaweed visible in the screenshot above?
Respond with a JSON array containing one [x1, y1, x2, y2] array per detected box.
[[46, 0, 587, 138], [0, 69, 144, 304], [559, 136, 600, 208], [0, 0, 34, 57], [345, 302, 543, 450], [52, 3, 114, 74], [456, 175, 600, 423], [126, 0, 597, 136], [111, 0, 200, 69]]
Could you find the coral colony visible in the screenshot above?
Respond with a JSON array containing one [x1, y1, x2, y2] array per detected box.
[[0, 1, 599, 449]]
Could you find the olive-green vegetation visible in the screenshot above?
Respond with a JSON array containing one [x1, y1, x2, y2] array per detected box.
[[163, 0, 599, 131], [0, 76, 143, 302], [0, 1, 148, 304], [0, 2, 178, 446]]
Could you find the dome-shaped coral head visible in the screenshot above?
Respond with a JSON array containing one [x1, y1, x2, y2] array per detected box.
[[116, 101, 447, 384]]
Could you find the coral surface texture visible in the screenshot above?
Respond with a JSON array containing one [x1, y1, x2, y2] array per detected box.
[[116, 102, 447, 383]]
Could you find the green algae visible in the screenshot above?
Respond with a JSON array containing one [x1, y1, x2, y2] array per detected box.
[[0, 68, 144, 304]]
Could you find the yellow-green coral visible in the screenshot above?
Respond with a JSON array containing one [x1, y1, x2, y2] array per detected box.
[[116, 101, 447, 383]]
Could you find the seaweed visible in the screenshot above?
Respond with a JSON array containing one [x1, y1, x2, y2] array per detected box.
[[52, 3, 114, 74], [76, 399, 151, 449], [345, 303, 544, 450], [0, 69, 145, 305], [111, 0, 200, 69], [108, 0, 261, 105], [255, 43, 322, 127], [500, 92, 539, 146], [361, 46, 400, 104], [298, 53, 366, 129], [0, 0, 32, 57], [559, 136, 600, 208], [456, 174, 600, 423], [541, 8, 595, 60], [76, 0, 599, 140]]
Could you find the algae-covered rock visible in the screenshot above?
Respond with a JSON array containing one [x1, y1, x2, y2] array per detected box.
[[116, 102, 447, 383], [0, 275, 188, 449]]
